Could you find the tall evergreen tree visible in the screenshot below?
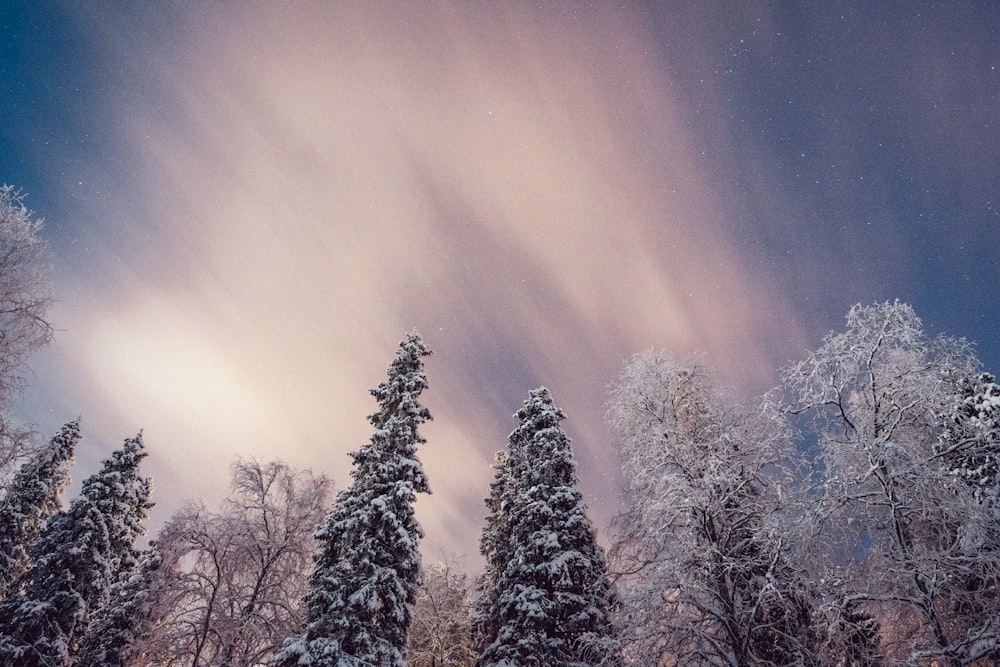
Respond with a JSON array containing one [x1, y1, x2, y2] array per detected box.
[[0, 432, 152, 666], [474, 387, 617, 667], [278, 332, 433, 667], [75, 545, 162, 667], [0, 419, 80, 597], [471, 449, 518, 657]]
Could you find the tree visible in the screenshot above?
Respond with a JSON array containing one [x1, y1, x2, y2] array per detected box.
[[407, 560, 476, 667], [932, 370, 1000, 664], [782, 301, 1000, 666], [277, 331, 433, 667], [75, 545, 163, 667], [0, 432, 152, 666], [937, 371, 1000, 510], [135, 459, 331, 666], [0, 419, 80, 597], [607, 351, 817, 666], [474, 387, 617, 667], [816, 588, 885, 667], [0, 185, 54, 477], [471, 449, 517, 661]]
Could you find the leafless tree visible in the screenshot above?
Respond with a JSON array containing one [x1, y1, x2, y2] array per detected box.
[[135, 459, 331, 666], [408, 559, 477, 667], [0, 185, 53, 479], [782, 301, 1000, 666], [607, 350, 819, 666]]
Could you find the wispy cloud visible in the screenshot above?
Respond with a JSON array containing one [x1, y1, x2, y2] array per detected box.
[[32, 2, 808, 561]]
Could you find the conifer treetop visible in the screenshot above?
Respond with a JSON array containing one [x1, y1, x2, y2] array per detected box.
[[277, 332, 434, 667], [476, 386, 617, 667], [0, 431, 153, 667], [0, 418, 81, 594]]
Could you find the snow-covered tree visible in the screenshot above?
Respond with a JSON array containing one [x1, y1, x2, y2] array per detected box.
[[607, 352, 817, 666], [815, 587, 885, 667], [474, 387, 617, 667], [471, 448, 518, 660], [0, 432, 152, 666], [0, 419, 80, 597], [137, 459, 331, 666], [937, 371, 1000, 510], [75, 545, 162, 667], [782, 301, 1000, 666], [0, 185, 54, 478], [277, 332, 433, 667], [407, 560, 476, 667]]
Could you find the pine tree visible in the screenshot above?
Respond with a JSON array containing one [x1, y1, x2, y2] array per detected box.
[[0, 419, 80, 597], [277, 332, 433, 667], [0, 432, 152, 666], [75, 545, 162, 667], [474, 387, 617, 667]]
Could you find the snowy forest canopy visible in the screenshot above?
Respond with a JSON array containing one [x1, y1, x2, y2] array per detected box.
[[0, 190, 999, 666]]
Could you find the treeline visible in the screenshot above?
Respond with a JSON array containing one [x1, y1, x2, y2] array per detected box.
[[608, 303, 1000, 666], [0, 188, 998, 666]]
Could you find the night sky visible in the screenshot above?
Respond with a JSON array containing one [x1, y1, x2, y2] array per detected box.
[[2, 2, 998, 567]]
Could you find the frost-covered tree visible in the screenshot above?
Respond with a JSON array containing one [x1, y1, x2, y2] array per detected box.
[[0, 185, 54, 478], [75, 545, 162, 667], [783, 301, 1000, 666], [937, 371, 1000, 510], [0, 419, 80, 597], [930, 370, 1000, 664], [608, 352, 817, 666], [474, 387, 617, 667], [0, 432, 152, 666], [137, 459, 331, 666], [407, 560, 476, 667], [277, 332, 433, 667]]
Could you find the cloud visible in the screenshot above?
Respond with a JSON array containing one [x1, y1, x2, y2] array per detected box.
[[32, 2, 808, 563]]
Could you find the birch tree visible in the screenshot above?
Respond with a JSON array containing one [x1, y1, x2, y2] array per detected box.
[[608, 351, 817, 666], [782, 301, 1000, 666], [0, 185, 54, 478], [407, 560, 476, 667], [137, 459, 330, 666]]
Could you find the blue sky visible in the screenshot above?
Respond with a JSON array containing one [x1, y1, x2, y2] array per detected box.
[[2, 1, 998, 564]]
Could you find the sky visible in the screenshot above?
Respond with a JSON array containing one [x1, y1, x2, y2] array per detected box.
[[1, 1, 998, 568]]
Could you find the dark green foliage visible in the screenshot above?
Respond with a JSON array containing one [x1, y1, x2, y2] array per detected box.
[[0, 433, 152, 666], [0, 419, 79, 596], [474, 387, 617, 667], [75, 545, 162, 667], [277, 332, 432, 667]]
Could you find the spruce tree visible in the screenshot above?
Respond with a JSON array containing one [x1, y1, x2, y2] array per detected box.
[[278, 332, 433, 667], [474, 387, 617, 667], [0, 419, 80, 596], [75, 545, 162, 667], [471, 449, 518, 656], [0, 432, 152, 666]]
